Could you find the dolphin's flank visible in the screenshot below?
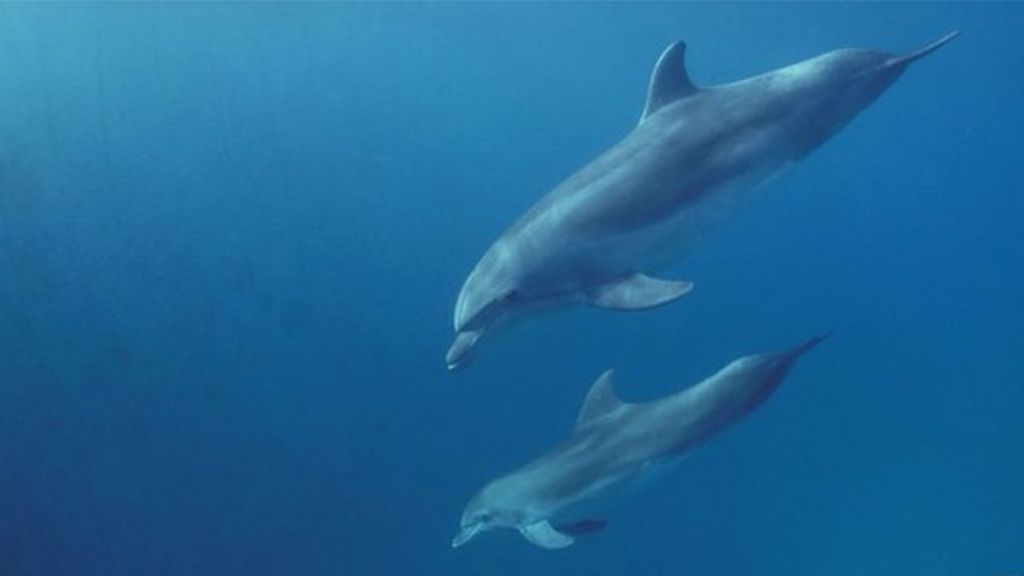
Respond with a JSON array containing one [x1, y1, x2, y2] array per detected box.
[[452, 335, 827, 550], [446, 33, 957, 370]]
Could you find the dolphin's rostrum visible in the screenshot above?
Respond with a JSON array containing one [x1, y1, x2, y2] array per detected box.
[[452, 335, 827, 550], [447, 33, 958, 370]]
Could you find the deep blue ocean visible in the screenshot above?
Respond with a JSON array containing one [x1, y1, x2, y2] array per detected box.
[[1, 3, 1021, 575]]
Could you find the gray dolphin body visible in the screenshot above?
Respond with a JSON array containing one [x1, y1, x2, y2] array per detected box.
[[447, 33, 958, 370], [452, 336, 825, 550]]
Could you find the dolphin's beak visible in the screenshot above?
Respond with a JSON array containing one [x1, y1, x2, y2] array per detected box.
[[887, 30, 960, 68], [451, 523, 483, 548], [446, 328, 485, 371]]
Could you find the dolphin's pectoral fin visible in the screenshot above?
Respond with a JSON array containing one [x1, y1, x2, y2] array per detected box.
[[584, 274, 693, 311], [519, 520, 575, 550], [641, 41, 700, 121], [556, 519, 608, 537]]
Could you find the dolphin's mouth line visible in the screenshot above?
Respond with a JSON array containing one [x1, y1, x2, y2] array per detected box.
[[447, 282, 632, 371], [451, 523, 484, 548], [446, 326, 489, 371], [447, 289, 584, 370]]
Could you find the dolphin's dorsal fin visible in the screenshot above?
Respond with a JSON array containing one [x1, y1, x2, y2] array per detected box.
[[576, 370, 624, 430], [641, 41, 699, 121]]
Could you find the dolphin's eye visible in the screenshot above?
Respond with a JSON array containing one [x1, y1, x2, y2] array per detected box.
[[503, 290, 520, 304], [477, 512, 491, 523]]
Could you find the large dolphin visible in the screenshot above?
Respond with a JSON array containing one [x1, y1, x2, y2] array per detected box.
[[452, 335, 826, 549], [446, 33, 958, 370]]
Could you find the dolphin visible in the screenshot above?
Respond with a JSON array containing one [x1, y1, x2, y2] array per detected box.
[[446, 33, 958, 370], [451, 335, 826, 550]]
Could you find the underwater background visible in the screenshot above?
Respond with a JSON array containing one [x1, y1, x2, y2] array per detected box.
[[0, 2, 1021, 575]]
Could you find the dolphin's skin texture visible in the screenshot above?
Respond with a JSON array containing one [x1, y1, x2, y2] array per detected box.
[[451, 335, 826, 550], [447, 33, 958, 370]]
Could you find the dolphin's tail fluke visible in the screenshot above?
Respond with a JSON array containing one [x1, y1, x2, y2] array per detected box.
[[888, 30, 960, 67]]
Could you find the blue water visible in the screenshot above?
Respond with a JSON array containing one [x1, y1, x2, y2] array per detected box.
[[1, 3, 1021, 575]]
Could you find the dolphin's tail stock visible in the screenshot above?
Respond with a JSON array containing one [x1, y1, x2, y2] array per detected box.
[[769, 333, 830, 373], [788, 332, 830, 359], [888, 31, 960, 68]]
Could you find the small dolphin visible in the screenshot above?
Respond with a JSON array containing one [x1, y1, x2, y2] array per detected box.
[[447, 33, 958, 370], [452, 335, 826, 550]]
